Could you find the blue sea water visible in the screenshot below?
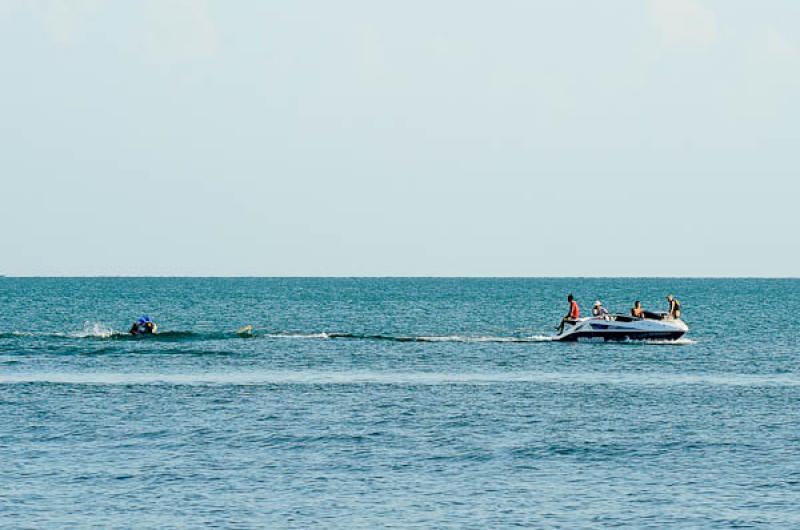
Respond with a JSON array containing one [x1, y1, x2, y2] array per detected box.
[[1, 278, 799, 528]]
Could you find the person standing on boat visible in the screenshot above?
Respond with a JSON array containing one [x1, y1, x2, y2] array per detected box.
[[667, 295, 681, 319], [558, 294, 580, 334]]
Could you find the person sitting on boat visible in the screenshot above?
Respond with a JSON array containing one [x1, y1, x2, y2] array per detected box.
[[558, 294, 580, 334], [592, 300, 609, 319], [631, 301, 645, 319], [666, 295, 681, 319], [129, 315, 157, 335]]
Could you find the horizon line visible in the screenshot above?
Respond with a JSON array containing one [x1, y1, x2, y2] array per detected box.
[[2, 275, 798, 280]]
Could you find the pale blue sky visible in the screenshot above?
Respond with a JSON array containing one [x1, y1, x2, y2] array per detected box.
[[2, 1, 798, 276]]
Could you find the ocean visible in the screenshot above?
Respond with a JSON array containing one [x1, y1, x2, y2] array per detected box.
[[2, 278, 798, 528]]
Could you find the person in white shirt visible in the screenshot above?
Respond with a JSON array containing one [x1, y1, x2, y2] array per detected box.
[[592, 300, 609, 319]]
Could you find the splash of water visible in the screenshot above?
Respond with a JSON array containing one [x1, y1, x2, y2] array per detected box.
[[68, 322, 115, 339]]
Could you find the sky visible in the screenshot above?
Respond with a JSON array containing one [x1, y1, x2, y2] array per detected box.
[[1, 0, 798, 276]]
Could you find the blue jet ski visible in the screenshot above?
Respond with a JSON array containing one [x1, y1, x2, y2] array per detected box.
[[129, 315, 158, 335]]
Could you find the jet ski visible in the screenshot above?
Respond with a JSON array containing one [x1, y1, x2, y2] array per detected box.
[[554, 313, 688, 342], [129, 315, 158, 335]]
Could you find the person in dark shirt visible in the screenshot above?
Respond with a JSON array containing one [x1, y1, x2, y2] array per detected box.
[[667, 295, 681, 319]]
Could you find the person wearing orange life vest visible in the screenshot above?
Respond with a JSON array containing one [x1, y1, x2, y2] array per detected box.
[[557, 294, 580, 334]]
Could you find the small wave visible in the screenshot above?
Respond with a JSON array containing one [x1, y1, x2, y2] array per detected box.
[[1, 326, 118, 340], [643, 338, 697, 345], [264, 332, 554, 343], [0, 331, 36, 338], [523, 335, 554, 342], [253, 332, 542, 343], [65, 322, 116, 339], [2, 370, 798, 387], [263, 332, 332, 339], [105, 331, 247, 342], [415, 335, 554, 343], [58, 330, 196, 341]]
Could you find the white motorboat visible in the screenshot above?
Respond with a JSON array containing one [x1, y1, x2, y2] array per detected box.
[[554, 313, 688, 342]]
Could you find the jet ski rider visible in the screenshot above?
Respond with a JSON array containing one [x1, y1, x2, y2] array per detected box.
[[129, 316, 157, 335], [558, 294, 580, 334]]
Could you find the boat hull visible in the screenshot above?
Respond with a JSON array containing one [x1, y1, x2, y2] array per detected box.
[[554, 316, 688, 342], [556, 330, 686, 342]]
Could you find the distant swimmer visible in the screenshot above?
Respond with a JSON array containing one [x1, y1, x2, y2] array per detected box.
[[631, 301, 645, 319], [666, 295, 681, 319], [129, 315, 157, 335], [592, 300, 609, 319], [557, 294, 580, 334]]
